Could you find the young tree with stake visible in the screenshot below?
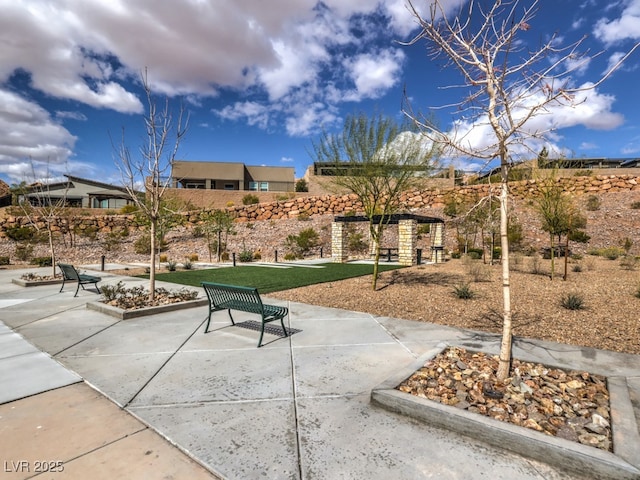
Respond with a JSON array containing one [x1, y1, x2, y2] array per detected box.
[[404, 0, 638, 380]]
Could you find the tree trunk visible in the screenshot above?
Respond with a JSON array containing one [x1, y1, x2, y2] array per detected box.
[[563, 234, 569, 281], [149, 220, 157, 304], [48, 227, 56, 277], [496, 166, 512, 381], [549, 233, 555, 280]]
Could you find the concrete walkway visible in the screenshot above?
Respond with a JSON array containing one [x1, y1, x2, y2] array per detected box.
[[0, 265, 638, 479]]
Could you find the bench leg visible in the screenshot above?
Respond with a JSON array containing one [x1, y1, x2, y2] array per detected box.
[[280, 316, 288, 338], [59, 278, 66, 293], [257, 322, 266, 348], [227, 309, 235, 326], [74, 282, 81, 297]]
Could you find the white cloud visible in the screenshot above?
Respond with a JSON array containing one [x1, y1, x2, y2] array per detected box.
[[0, 89, 76, 181], [594, 0, 640, 44], [343, 49, 406, 101], [55, 111, 88, 121], [215, 101, 272, 130], [580, 141, 598, 150], [280, 156, 294, 163]]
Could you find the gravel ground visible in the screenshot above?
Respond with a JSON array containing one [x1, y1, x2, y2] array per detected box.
[[270, 255, 640, 356]]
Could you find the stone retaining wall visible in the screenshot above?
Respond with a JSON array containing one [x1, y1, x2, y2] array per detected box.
[[1, 175, 638, 237]]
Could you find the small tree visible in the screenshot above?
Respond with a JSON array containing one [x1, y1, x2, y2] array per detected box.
[[116, 71, 188, 303], [200, 209, 236, 262], [404, 0, 638, 380], [310, 113, 438, 289], [12, 162, 70, 276]]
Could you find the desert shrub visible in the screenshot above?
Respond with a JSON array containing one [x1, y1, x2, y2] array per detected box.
[[101, 281, 127, 302], [619, 237, 633, 253], [134, 234, 151, 254], [466, 247, 483, 260], [348, 232, 368, 253], [619, 255, 638, 271], [295, 178, 308, 192], [588, 246, 624, 260], [5, 225, 37, 242], [276, 194, 289, 201], [583, 256, 597, 271], [572, 263, 582, 272], [31, 256, 52, 267], [466, 262, 491, 282], [510, 253, 523, 270], [569, 230, 590, 243], [529, 255, 543, 275], [189, 254, 199, 262], [159, 254, 168, 263], [0, 256, 10, 265], [102, 231, 123, 252], [105, 209, 117, 215], [450, 251, 462, 259], [253, 251, 262, 260], [242, 194, 259, 205], [192, 225, 205, 238], [561, 292, 586, 310], [453, 283, 475, 299], [183, 259, 193, 270], [238, 249, 254, 262], [286, 228, 319, 258], [119, 204, 138, 214], [77, 225, 98, 241], [221, 251, 230, 261], [492, 247, 501, 260], [166, 260, 177, 271], [14, 244, 33, 261], [226, 201, 235, 208], [630, 201, 640, 210], [283, 252, 297, 261], [297, 212, 310, 221], [585, 195, 601, 211]]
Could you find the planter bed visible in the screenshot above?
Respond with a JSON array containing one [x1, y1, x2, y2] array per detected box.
[[12, 278, 64, 287], [371, 343, 640, 480], [86, 297, 208, 320]]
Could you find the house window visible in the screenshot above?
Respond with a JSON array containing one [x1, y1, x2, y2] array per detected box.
[[224, 183, 235, 190], [260, 182, 269, 191], [249, 182, 258, 191]]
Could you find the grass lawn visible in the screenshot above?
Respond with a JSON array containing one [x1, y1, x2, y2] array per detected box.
[[148, 262, 404, 293]]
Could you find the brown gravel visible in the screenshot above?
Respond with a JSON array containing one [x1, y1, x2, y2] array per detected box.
[[270, 255, 640, 356]]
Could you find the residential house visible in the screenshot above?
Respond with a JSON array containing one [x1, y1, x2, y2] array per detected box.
[[22, 175, 137, 209], [171, 160, 295, 192]]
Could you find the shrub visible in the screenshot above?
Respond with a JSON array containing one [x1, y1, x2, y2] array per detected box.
[[221, 251, 230, 261], [572, 263, 583, 272], [295, 178, 308, 192], [466, 249, 482, 260], [253, 251, 262, 260], [585, 195, 601, 211], [31, 256, 52, 267], [619, 237, 633, 253], [286, 227, 319, 257], [167, 260, 177, 271], [530, 255, 543, 275], [588, 246, 624, 260], [0, 256, 10, 266], [348, 232, 368, 254], [134, 234, 151, 254], [189, 254, 199, 262], [450, 251, 462, 259], [297, 212, 310, 221], [583, 256, 597, 271], [466, 262, 491, 282], [561, 292, 586, 310], [619, 255, 638, 271], [183, 259, 193, 270], [453, 283, 475, 299], [119, 204, 138, 214], [102, 231, 123, 252], [569, 230, 590, 243], [78, 225, 98, 241], [238, 249, 254, 262], [14, 244, 33, 261], [159, 254, 168, 263], [242, 194, 260, 205], [5, 225, 37, 242], [192, 225, 205, 238], [101, 281, 127, 302], [276, 194, 290, 202], [283, 252, 297, 261], [226, 201, 235, 208], [631, 201, 640, 210]]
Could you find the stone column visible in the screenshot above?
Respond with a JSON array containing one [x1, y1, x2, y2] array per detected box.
[[430, 223, 444, 263], [398, 219, 416, 266], [331, 221, 348, 263]]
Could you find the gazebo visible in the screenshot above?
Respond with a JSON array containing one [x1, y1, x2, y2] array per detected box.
[[331, 213, 445, 266]]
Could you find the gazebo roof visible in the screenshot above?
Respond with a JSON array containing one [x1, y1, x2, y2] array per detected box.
[[333, 213, 443, 224]]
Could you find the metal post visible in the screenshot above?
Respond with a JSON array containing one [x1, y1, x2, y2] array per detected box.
[[320, 247, 323, 258], [387, 248, 391, 262], [232, 252, 236, 267], [275, 250, 278, 263], [101, 255, 105, 271], [417, 249, 422, 265]]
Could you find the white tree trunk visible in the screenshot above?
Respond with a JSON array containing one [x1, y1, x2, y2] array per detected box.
[[497, 172, 512, 380]]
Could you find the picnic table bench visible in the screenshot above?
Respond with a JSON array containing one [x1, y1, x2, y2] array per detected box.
[[58, 263, 101, 297], [201, 281, 289, 347]]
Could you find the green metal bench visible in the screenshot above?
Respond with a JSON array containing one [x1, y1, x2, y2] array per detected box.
[[201, 281, 289, 347], [58, 263, 101, 297]]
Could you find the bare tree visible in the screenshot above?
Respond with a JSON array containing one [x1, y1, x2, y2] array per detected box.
[[13, 161, 70, 276], [116, 71, 188, 303], [310, 113, 439, 290], [404, 0, 638, 380]]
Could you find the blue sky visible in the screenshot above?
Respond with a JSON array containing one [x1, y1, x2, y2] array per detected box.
[[0, 0, 639, 186]]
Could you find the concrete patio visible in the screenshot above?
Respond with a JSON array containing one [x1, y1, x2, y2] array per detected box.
[[0, 264, 638, 479]]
